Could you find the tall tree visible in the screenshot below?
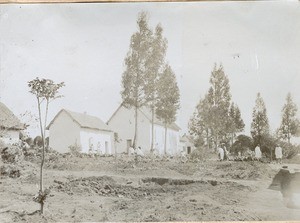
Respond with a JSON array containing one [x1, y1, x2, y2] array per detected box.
[[144, 23, 167, 151], [121, 12, 153, 148], [227, 103, 245, 146], [189, 94, 212, 150], [28, 78, 64, 214], [277, 93, 300, 144], [251, 92, 269, 146], [188, 64, 243, 151], [206, 64, 231, 147], [156, 64, 180, 154]]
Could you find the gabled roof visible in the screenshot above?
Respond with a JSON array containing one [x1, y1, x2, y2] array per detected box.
[[139, 107, 181, 131], [107, 103, 181, 131], [47, 109, 112, 132], [180, 134, 194, 143], [0, 102, 24, 130]]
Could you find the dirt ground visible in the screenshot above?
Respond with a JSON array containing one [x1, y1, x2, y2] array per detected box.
[[1, 153, 300, 222]]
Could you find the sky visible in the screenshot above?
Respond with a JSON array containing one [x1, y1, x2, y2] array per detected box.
[[0, 2, 299, 138]]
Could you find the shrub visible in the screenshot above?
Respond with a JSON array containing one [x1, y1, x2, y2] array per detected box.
[[25, 137, 34, 147], [278, 141, 300, 159], [1, 145, 24, 163], [0, 164, 21, 178], [69, 143, 81, 156], [189, 146, 210, 162], [33, 136, 43, 147], [231, 135, 254, 155]]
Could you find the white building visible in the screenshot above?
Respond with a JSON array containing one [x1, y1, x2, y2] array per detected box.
[[179, 134, 196, 155], [47, 109, 114, 154], [0, 102, 24, 145], [107, 104, 181, 155]]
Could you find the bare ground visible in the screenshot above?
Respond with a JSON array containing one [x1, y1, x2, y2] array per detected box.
[[0, 154, 300, 222]]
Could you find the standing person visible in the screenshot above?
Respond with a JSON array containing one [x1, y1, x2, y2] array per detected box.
[[128, 146, 135, 156], [275, 144, 283, 164], [217, 145, 224, 161], [254, 144, 262, 161], [136, 146, 144, 157], [223, 144, 229, 161]]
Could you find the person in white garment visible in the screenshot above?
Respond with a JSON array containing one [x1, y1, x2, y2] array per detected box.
[[254, 144, 262, 161], [223, 144, 229, 160], [128, 146, 135, 156], [275, 145, 283, 164], [217, 146, 224, 161], [136, 146, 144, 157]]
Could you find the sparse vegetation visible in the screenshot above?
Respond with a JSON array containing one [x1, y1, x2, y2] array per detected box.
[[28, 78, 64, 214], [69, 143, 81, 156]]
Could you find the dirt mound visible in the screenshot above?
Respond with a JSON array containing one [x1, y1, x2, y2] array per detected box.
[[52, 175, 169, 199], [53, 175, 116, 195], [212, 161, 275, 180], [142, 177, 196, 186]]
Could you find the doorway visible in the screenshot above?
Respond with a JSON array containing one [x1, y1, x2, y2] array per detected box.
[[127, 139, 132, 153], [105, 141, 109, 154]]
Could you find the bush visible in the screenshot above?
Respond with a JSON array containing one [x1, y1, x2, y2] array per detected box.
[[231, 135, 254, 155], [33, 136, 43, 147], [188, 146, 210, 162], [25, 137, 34, 146], [278, 141, 300, 159], [0, 145, 24, 163], [0, 164, 21, 178], [259, 134, 277, 159], [69, 143, 81, 156], [258, 134, 299, 160]]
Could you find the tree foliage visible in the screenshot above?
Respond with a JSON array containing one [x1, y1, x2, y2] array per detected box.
[[121, 12, 152, 109], [206, 64, 231, 144], [143, 23, 167, 151], [277, 93, 300, 144], [227, 103, 245, 145], [189, 64, 245, 150], [188, 94, 212, 149], [251, 93, 269, 146], [121, 12, 153, 148], [121, 12, 179, 151], [143, 24, 167, 105], [156, 64, 180, 154], [231, 134, 254, 155]]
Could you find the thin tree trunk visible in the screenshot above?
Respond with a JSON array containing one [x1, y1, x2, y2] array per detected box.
[[215, 135, 218, 151], [164, 124, 167, 155], [206, 128, 209, 151], [150, 106, 155, 151], [133, 106, 138, 148], [37, 97, 45, 214], [231, 133, 234, 152], [43, 101, 49, 150], [270, 148, 273, 162]]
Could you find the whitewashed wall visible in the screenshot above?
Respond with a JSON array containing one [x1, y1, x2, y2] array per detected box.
[[80, 129, 114, 154], [48, 111, 81, 153], [108, 106, 150, 154], [152, 124, 180, 155]]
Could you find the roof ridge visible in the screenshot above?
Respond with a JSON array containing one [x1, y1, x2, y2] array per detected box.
[[47, 108, 112, 132]]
